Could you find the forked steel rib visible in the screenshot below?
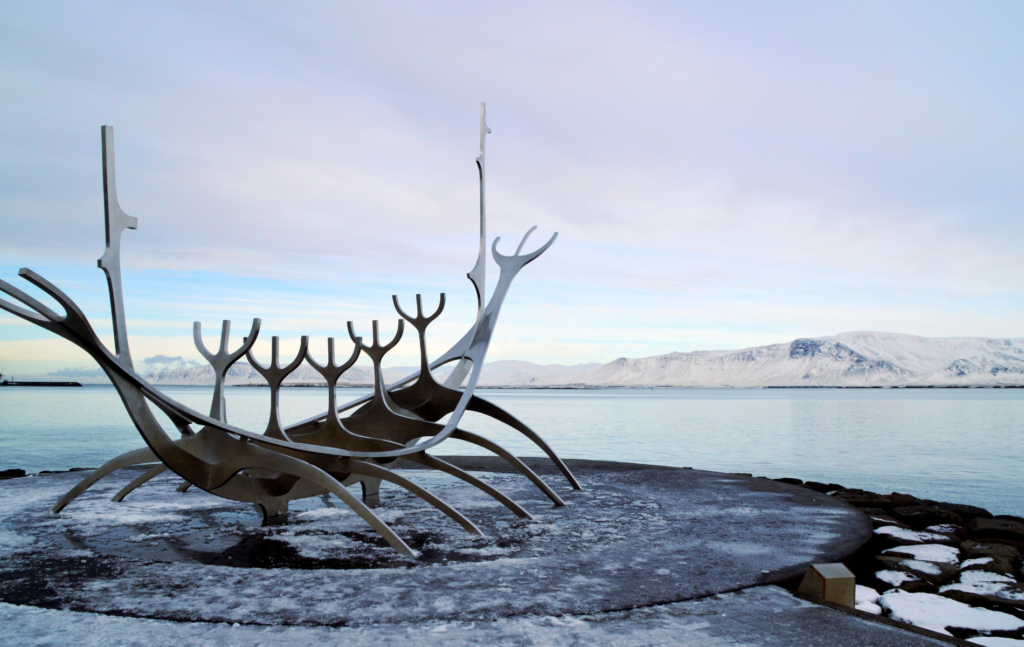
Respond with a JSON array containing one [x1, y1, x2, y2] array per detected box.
[[246, 335, 310, 440]]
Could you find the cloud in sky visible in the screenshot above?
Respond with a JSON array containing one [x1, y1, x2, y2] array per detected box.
[[1, 1, 1022, 375]]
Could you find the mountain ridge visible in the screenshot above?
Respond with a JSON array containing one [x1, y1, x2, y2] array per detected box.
[[142, 359, 602, 387], [534, 332, 1024, 387], [18, 332, 1024, 388]]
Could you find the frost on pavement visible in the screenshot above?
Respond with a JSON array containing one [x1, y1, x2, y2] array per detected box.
[[0, 464, 868, 626]]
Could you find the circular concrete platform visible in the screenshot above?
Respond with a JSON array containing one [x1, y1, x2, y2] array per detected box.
[[0, 458, 871, 626]]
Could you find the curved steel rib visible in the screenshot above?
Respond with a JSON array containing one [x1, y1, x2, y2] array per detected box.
[[404, 452, 533, 520], [449, 430, 565, 506], [466, 396, 581, 490], [345, 459, 483, 536], [50, 447, 157, 513], [112, 464, 168, 502], [237, 443, 417, 557]]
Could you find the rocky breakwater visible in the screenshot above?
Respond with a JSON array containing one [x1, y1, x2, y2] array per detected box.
[[777, 478, 1024, 641]]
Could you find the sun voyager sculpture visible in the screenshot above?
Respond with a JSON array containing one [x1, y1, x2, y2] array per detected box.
[[0, 105, 580, 557]]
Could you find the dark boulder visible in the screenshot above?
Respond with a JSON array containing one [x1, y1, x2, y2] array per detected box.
[[774, 478, 803, 486], [897, 580, 937, 593], [926, 524, 971, 542], [969, 518, 1024, 543], [801, 481, 845, 493], [859, 507, 889, 517], [869, 515, 908, 529], [832, 489, 892, 510], [961, 540, 1021, 561], [889, 492, 921, 507], [875, 554, 907, 570], [961, 555, 1017, 576], [932, 502, 993, 522], [891, 505, 963, 529], [0, 469, 26, 480]]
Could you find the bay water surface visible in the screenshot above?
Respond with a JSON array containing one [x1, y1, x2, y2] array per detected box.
[[1, 385, 1021, 516]]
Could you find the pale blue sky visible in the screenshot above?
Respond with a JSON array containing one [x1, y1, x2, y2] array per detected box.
[[1, 1, 1022, 377]]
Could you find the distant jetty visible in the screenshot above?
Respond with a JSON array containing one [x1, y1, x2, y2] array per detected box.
[[0, 380, 82, 387]]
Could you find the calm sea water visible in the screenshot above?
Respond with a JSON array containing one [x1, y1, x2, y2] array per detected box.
[[1, 385, 1021, 516]]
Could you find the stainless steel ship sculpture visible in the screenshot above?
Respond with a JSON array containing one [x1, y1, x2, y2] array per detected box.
[[0, 105, 580, 557]]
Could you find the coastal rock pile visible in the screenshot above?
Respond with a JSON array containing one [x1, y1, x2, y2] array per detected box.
[[777, 478, 1024, 640]]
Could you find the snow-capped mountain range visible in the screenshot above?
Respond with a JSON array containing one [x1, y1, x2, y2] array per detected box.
[[535, 332, 1024, 387], [142, 360, 601, 387], [20, 332, 1024, 387]]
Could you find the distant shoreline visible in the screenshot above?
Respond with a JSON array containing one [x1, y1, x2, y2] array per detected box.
[[16, 382, 1023, 390], [0, 381, 82, 387], [228, 383, 1024, 390]]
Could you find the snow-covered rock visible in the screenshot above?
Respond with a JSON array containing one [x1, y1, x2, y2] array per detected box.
[[882, 544, 961, 565], [855, 585, 882, 615], [876, 570, 920, 587], [969, 637, 1024, 646], [942, 572, 1024, 601], [879, 590, 1024, 636], [874, 526, 950, 544]]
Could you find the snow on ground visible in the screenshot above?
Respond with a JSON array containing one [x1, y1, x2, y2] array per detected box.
[[882, 544, 960, 564], [879, 590, 1024, 636], [874, 526, 950, 543], [0, 586, 952, 647], [876, 570, 920, 587], [0, 530, 35, 553], [941, 571, 1024, 600], [0, 467, 870, 626], [969, 638, 1024, 646], [901, 559, 943, 576], [855, 585, 882, 615], [962, 557, 995, 569]]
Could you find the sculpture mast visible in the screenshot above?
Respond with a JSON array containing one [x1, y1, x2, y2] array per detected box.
[[444, 104, 490, 390], [467, 102, 490, 323], [97, 126, 138, 369]]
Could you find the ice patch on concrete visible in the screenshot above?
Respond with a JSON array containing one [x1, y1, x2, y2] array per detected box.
[[0, 586, 952, 646], [296, 508, 349, 520], [0, 464, 871, 626], [0, 529, 35, 554]]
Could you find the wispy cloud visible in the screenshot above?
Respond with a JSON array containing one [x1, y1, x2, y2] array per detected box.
[[1, 1, 1022, 374]]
